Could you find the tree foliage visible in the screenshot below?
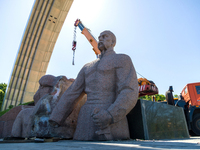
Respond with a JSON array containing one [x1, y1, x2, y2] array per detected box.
[[139, 93, 179, 101], [0, 83, 7, 92], [174, 94, 178, 98], [0, 83, 7, 110], [139, 94, 166, 101]]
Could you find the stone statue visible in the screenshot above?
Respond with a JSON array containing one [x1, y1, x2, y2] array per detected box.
[[11, 75, 86, 138], [49, 31, 138, 140]]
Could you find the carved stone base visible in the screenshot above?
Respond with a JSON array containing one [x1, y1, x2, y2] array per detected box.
[[127, 99, 189, 140]]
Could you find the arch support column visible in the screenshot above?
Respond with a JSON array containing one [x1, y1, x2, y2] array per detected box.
[[2, 0, 74, 110]]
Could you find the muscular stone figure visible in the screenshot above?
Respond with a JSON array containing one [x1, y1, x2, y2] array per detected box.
[[11, 75, 86, 138], [50, 31, 138, 140]]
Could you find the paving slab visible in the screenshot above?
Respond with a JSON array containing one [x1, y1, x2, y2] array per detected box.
[[0, 137, 200, 150]]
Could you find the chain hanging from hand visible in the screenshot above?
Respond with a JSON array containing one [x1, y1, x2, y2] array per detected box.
[[72, 26, 77, 65]]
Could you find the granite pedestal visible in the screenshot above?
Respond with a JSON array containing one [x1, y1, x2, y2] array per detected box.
[[127, 99, 189, 140]]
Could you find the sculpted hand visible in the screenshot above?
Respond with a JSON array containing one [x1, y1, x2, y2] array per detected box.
[[91, 108, 113, 129]]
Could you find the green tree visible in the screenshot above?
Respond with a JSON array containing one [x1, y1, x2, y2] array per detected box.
[[139, 94, 166, 101], [0, 83, 7, 110], [139, 95, 152, 101], [0, 83, 7, 92], [174, 94, 178, 98], [0, 89, 4, 108], [155, 94, 166, 101]]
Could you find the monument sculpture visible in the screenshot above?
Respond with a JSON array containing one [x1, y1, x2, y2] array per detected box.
[[11, 75, 86, 138], [49, 31, 139, 140]]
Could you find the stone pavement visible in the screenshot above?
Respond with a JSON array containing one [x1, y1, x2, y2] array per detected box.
[[0, 137, 200, 150]]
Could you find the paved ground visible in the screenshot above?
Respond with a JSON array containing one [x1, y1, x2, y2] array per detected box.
[[0, 137, 200, 150]]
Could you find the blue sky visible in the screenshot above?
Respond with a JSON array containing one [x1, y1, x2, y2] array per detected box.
[[0, 0, 200, 95]]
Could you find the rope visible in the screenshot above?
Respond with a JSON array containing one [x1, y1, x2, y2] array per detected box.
[[72, 50, 75, 65], [73, 26, 77, 41], [136, 71, 146, 78], [72, 26, 77, 65]]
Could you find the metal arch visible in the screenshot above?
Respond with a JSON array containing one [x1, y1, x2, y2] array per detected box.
[[1, 0, 74, 111]]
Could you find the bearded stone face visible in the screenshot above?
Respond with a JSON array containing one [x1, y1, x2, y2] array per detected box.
[[98, 31, 114, 52]]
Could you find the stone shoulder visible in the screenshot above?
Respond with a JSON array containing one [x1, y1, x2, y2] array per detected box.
[[113, 53, 133, 67], [115, 53, 131, 61], [81, 53, 132, 70], [82, 58, 99, 69]]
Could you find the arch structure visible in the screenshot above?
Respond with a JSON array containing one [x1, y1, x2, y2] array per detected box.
[[2, 0, 74, 111]]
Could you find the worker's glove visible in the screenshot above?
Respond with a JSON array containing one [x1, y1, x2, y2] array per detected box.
[[91, 108, 113, 129]]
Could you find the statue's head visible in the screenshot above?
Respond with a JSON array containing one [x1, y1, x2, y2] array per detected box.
[[98, 30, 116, 52], [33, 75, 55, 104], [33, 75, 74, 104]]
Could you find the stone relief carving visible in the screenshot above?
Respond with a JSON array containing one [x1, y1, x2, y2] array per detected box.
[[12, 75, 86, 138]]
